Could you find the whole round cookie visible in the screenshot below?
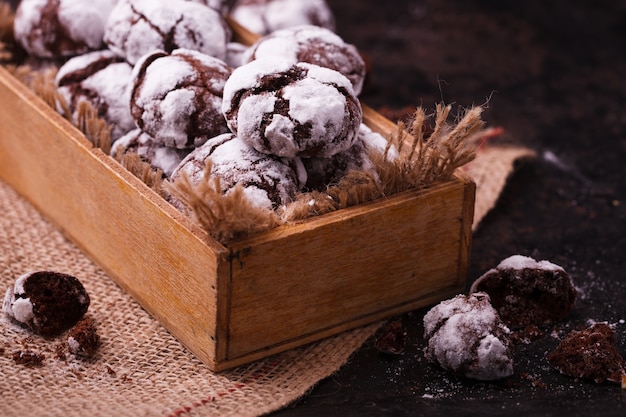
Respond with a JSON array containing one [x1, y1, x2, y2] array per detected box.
[[2, 271, 90, 337], [55, 49, 136, 142], [110, 129, 192, 178], [230, 0, 335, 36], [170, 133, 306, 210], [130, 49, 233, 149], [104, 0, 231, 65], [243, 25, 365, 95], [423, 292, 514, 381], [13, 0, 118, 58], [470, 255, 577, 330], [222, 59, 362, 158]]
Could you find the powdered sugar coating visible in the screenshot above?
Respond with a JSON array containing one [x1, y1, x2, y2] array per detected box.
[[130, 49, 232, 149], [230, 0, 335, 36], [170, 133, 306, 210], [185, 0, 229, 14], [104, 0, 231, 65], [111, 129, 192, 177], [423, 292, 514, 381], [496, 254, 564, 272], [13, 0, 118, 58], [55, 49, 135, 141], [244, 25, 365, 95], [222, 59, 362, 158]]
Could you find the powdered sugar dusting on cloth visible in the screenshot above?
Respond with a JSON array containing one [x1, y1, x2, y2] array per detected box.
[[423, 292, 514, 381], [104, 0, 231, 65]]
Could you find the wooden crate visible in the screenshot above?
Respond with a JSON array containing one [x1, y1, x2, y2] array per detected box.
[[0, 58, 474, 370]]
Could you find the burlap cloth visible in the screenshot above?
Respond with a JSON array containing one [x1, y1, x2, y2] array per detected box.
[[0, 145, 534, 417]]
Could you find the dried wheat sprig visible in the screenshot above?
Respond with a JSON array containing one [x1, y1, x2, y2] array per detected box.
[[164, 161, 282, 244]]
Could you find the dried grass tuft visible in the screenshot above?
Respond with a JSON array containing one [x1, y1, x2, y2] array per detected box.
[[373, 103, 486, 195], [116, 153, 167, 199], [164, 161, 283, 243]]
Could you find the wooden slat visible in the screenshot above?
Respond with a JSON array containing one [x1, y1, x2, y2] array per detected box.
[[225, 177, 473, 359]]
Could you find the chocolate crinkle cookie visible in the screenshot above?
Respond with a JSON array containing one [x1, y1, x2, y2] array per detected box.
[[104, 0, 231, 65], [230, 0, 335, 36], [55, 49, 136, 142], [303, 123, 396, 191], [110, 129, 192, 178], [13, 0, 118, 58], [470, 255, 577, 330], [423, 292, 514, 381], [547, 322, 626, 384], [130, 49, 233, 149], [222, 59, 362, 158], [170, 133, 307, 210], [243, 25, 366, 95], [3, 271, 90, 337]]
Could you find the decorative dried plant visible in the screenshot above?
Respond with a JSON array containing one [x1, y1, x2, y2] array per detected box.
[[164, 161, 282, 244], [116, 153, 167, 199], [373, 104, 486, 196]]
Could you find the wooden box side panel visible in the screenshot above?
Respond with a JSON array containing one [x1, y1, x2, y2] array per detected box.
[[225, 178, 473, 360], [0, 68, 228, 366]]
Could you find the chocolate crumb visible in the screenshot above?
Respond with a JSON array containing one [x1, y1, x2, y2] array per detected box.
[[12, 349, 44, 367], [375, 319, 406, 355]]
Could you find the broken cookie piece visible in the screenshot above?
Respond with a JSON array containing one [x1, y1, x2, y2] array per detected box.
[[67, 316, 100, 358], [470, 255, 577, 330], [3, 271, 90, 337], [547, 322, 626, 384], [423, 292, 514, 381]]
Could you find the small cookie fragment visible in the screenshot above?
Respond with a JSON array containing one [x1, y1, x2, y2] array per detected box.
[[67, 317, 100, 358], [546, 323, 626, 384], [222, 59, 362, 158], [3, 271, 90, 337], [423, 292, 514, 381], [12, 349, 45, 367], [104, 0, 231, 65], [130, 49, 233, 149], [170, 133, 306, 210], [470, 255, 577, 330], [13, 0, 117, 58], [230, 0, 335, 36], [243, 25, 366, 95]]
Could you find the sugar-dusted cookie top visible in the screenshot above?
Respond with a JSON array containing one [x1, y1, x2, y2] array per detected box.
[[222, 59, 362, 158]]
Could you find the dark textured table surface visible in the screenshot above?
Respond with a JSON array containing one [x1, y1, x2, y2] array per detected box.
[[272, 1, 626, 416]]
